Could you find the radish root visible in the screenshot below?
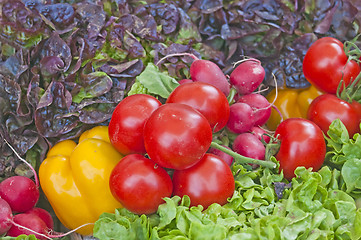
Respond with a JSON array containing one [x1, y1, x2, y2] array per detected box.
[[232, 56, 261, 68], [253, 73, 279, 113], [10, 219, 94, 239], [10, 220, 52, 240], [2, 138, 39, 188], [2, 137, 95, 239], [156, 52, 199, 66]]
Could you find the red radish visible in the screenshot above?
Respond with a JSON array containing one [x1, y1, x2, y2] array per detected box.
[[226, 102, 255, 134], [1, 139, 40, 212], [5, 210, 84, 239], [232, 132, 266, 160], [250, 126, 271, 143], [25, 208, 54, 230], [0, 198, 13, 235], [157, 53, 230, 96], [190, 59, 231, 96], [178, 79, 193, 84], [230, 58, 265, 95], [0, 200, 53, 239], [208, 146, 234, 166], [0, 176, 40, 213], [237, 93, 272, 126], [6, 213, 49, 239], [209, 142, 277, 169]]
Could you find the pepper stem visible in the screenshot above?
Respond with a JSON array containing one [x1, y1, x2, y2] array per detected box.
[[210, 142, 277, 169]]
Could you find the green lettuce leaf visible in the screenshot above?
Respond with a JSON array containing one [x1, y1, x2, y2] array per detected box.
[[325, 119, 361, 198], [1, 236, 38, 240], [130, 63, 179, 98], [72, 71, 113, 104], [93, 165, 360, 240], [341, 158, 361, 194]]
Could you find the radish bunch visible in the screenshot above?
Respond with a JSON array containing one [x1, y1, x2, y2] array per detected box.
[[225, 58, 272, 163], [0, 176, 55, 239], [0, 140, 55, 239], [200, 58, 273, 165]]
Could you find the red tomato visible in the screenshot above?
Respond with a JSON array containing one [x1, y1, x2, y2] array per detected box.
[[172, 153, 235, 209], [274, 118, 326, 180], [108, 94, 161, 155], [166, 82, 230, 132], [143, 103, 213, 170], [307, 94, 360, 137], [351, 100, 361, 120], [303, 37, 360, 94], [109, 154, 173, 215]]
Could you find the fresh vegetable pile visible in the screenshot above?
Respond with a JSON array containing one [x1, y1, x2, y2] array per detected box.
[[1, 0, 361, 179], [1, 0, 361, 240]]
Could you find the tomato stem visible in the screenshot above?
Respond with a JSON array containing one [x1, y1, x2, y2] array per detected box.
[[338, 70, 361, 102], [344, 34, 361, 63], [210, 142, 277, 169]]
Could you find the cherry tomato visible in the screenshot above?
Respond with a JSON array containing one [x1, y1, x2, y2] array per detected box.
[[275, 118, 326, 180], [108, 94, 161, 155], [109, 154, 173, 215], [303, 37, 360, 94], [143, 103, 213, 170], [166, 82, 230, 132], [172, 153, 235, 209], [351, 100, 361, 120], [307, 94, 360, 137]]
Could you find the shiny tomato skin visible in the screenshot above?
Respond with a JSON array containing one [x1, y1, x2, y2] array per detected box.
[[303, 37, 360, 94], [351, 100, 361, 120], [144, 103, 213, 170], [275, 118, 326, 180], [172, 153, 235, 209], [109, 154, 173, 215], [166, 82, 230, 132], [108, 94, 161, 155], [307, 94, 360, 137]]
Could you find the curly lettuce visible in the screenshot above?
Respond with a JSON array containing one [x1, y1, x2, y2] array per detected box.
[[93, 165, 361, 240]]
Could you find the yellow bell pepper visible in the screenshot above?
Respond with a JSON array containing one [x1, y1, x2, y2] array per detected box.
[[266, 85, 323, 130], [39, 126, 123, 235]]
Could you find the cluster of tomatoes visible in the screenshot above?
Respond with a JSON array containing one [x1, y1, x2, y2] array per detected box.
[[269, 36, 361, 181], [107, 82, 236, 215], [105, 49, 332, 214], [106, 35, 361, 214], [303, 37, 361, 137], [105, 52, 297, 214]]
